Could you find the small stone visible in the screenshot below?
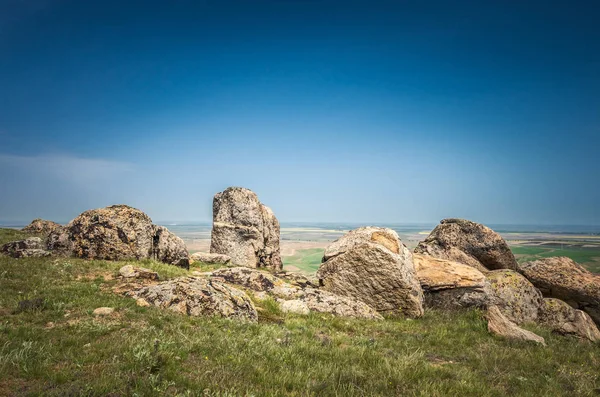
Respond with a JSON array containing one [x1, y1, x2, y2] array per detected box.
[[279, 299, 310, 315], [136, 298, 150, 307], [93, 307, 115, 316], [83, 343, 91, 348]]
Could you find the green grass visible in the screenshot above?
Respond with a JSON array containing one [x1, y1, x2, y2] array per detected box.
[[1, 229, 600, 395], [511, 245, 600, 273], [0, 228, 34, 246], [282, 248, 324, 274]]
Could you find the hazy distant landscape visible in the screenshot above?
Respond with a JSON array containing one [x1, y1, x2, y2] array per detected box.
[[126, 223, 600, 275]]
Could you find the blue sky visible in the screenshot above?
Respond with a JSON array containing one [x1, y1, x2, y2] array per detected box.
[[0, 0, 598, 225]]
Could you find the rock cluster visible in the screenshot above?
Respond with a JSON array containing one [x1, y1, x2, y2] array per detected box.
[[317, 227, 424, 317], [210, 187, 282, 270], [209, 267, 382, 319], [47, 205, 190, 268], [191, 252, 231, 265], [415, 219, 600, 343]]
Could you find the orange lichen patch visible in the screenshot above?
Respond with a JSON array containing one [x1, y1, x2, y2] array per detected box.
[[371, 232, 400, 254]]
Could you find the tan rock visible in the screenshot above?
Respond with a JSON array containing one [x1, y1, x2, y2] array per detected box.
[[119, 265, 159, 280], [415, 218, 517, 272], [486, 305, 545, 345], [518, 257, 600, 326], [22, 219, 63, 237], [136, 298, 151, 307], [279, 299, 310, 315], [414, 254, 489, 309], [190, 252, 231, 265], [317, 227, 424, 318], [93, 307, 115, 316]]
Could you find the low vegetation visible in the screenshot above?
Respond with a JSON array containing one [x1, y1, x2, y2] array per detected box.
[[1, 229, 600, 396]]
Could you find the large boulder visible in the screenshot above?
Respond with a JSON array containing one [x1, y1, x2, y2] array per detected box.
[[538, 298, 600, 342], [131, 277, 258, 321], [316, 227, 424, 317], [487, 270, 542, 325], [1, 237, 51, 258], [485, 305, 545, 345], [209, 267, 382, 319], [414, 253, 490, 309], [22, 219, 63, 237], [518, 257, 600, 326], [47, 205, 190, 268], [210, 187, 282, 270], [414, 218, 517, 272]]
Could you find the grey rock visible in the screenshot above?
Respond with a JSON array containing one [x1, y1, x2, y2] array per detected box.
[[210, 187, 282, 270], [1, 237, 52, 258], [131, 277, 258, 321]]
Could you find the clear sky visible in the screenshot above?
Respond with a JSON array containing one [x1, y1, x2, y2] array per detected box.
[[0, 0, 598, 225]]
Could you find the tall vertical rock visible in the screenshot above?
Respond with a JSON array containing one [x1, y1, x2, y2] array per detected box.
[[210, 187, 282, 270]]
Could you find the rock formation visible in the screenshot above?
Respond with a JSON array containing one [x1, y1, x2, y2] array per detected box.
[[414, 218, 517, 272], [538, 298, 600, 342], [316, 227, 424, 317], [131, 277, 258, 321], [22, 219, 63, 237], [47, 205, 190, 268], [414, 254, 490, 309], [209, 267, 382, 319], [487, 270, 542, 325], [518, 257, 600, 326], [210, 187, 282, 270], [485, 305, 545, 345], [1, 237, 51, 258]]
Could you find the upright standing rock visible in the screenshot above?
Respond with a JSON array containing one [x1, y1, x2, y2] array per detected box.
[[317, 227, 424, 317], [210, 187, 282, 270], [414, 218, 517, 272]]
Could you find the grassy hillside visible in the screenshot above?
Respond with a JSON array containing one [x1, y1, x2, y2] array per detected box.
[[1, 229, 600, 396], [283, 248, 324, 274]]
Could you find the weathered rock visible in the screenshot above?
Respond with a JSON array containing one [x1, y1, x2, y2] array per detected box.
[[93, 307, 115, 316], [323, 226, 403, 261], [273, 271, 320, 289], [190, 252, 231, 265], [279, 299, 310, 315], [486, 305, 545, 345], [152, 226, 190, 268], [210, 187, 282, 270], [131, 277, 258, 321], [22, 219, 63, 237], [119, 265, 159, 280], [414, 254, 490, 309], [487, 270, 542, 325], [414, 218, 517, 272], [209, 267, 382, 319], [538, 298, 600, 342], [518, 257, 600, 326], [317, 227, 424, 317], [1, 237, 52, 258], [47, 205, 190, 268]]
